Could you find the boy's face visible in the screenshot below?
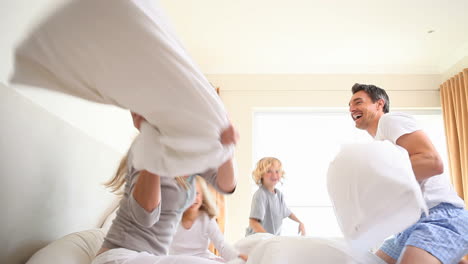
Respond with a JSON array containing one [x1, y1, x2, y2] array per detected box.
[[348, 90, 383, 131], [262, 162, 282, 188]]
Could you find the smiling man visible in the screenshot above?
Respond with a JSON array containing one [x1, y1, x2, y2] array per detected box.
[[348, 83, 468, 264]]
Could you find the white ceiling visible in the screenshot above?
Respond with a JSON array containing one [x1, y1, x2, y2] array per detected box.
[[159, 0, 468, 74]]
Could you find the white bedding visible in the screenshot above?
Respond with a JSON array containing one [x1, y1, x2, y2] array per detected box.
[[26, 230, 385, 264], [10, 0, 233, 177], [232, 234, 385, 264]]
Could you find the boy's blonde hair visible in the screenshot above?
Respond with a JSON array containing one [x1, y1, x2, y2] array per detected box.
[[252, 157, 285, 186], [193, 176, 218, 218]]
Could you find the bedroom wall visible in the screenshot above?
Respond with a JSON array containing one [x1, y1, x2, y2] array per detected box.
[[442, 55, 468, 81], [207, 73, 442, 243], [0, 84, 123, 264], [0, 0, 64, 84]]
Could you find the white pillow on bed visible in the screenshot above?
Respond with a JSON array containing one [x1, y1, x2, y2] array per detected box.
[[327, 140, 427, 249], [233, 233, 275, 255], [10, 0, 233, 178], [244, 236, 385, 264], [101, 206, 119, 235], [26, 229, 104, 264]]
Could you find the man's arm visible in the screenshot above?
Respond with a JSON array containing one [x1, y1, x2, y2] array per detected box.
[[396, 130, 443, 182]]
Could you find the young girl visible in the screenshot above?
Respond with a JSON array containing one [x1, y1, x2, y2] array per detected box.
[[92, 114, 239, 264], [246, 157, 306, 236], [169, 176, 248, 262]]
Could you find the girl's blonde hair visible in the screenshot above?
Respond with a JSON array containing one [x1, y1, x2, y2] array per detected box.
[[252, 157, 285, 186], [194, 176, 218, 218], [104, 152, 189, 195]]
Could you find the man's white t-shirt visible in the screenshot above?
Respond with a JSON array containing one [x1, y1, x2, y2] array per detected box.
[[374, 112, 465, 209]]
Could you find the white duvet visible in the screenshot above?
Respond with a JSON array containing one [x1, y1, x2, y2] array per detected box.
[[10, 0, 233, 177]]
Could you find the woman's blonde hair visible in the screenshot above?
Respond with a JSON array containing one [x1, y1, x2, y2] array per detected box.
[[252, 157, 285, 186], [194, 176, 218, 218], [104, 152, 189, 195]]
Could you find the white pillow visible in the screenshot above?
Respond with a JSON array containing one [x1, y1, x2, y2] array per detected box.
[[246, 236, 385, 264], [327, 141, 427, 249], [26, 229, 104, 264], [10, 0, 233, 177], [233, 233, 275, 255]]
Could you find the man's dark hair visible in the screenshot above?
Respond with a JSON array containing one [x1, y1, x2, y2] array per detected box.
[[351, 83, 390, 113]]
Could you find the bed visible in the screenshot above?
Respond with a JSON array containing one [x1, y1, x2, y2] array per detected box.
[[25, 214, 385, 264]]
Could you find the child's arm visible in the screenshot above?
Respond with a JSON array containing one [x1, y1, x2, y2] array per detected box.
[[288, 213, 306, 236], [207, 217, 247, 261], [249, 218, 267, 233]]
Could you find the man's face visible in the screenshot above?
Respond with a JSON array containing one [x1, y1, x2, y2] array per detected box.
[[348, 90, 382, 130]]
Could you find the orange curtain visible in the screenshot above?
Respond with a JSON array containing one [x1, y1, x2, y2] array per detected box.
[[440, 68, 468, 203], [440, 68, 468, 260], [208, 86, 227, 256]]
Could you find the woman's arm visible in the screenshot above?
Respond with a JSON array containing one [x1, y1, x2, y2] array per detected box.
[[132, 170, 161, 212], [215, 124, 239, 193], [129, 112, 162, 212]]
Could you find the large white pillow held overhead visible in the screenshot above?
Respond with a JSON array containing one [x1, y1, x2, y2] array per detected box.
[[10, 0, 233, 177]]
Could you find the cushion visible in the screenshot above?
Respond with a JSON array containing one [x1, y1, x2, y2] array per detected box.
[[327, 140, 427, 249], [101, 206, 119, 235], [10, 0, 233, 177], [26, 229, 104, 264]]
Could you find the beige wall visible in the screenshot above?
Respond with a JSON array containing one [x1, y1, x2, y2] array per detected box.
[[441, 56, 468, 82], [207, 74, 442, 243]]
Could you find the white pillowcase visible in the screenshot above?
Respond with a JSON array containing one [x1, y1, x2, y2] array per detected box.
[[26, 229, 104, 264], [233, 233, 275, 255], [10, 0, 233, 177], [245, 236, 385, 264], [327, 140, 428, 250]]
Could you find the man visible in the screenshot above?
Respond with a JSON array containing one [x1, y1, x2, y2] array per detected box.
[[348, 83, 468, 264]]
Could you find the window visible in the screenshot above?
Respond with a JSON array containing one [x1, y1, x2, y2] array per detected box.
[[252, 108, 448, 237]]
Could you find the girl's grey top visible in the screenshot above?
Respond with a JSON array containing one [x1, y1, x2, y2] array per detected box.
[[102, 155, 230, 255]]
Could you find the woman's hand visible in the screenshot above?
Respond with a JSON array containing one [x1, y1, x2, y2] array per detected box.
[[220, 124, 239, 145]]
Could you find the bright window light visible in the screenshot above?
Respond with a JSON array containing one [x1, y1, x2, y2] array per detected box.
[[252, 108, 448, 238]]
